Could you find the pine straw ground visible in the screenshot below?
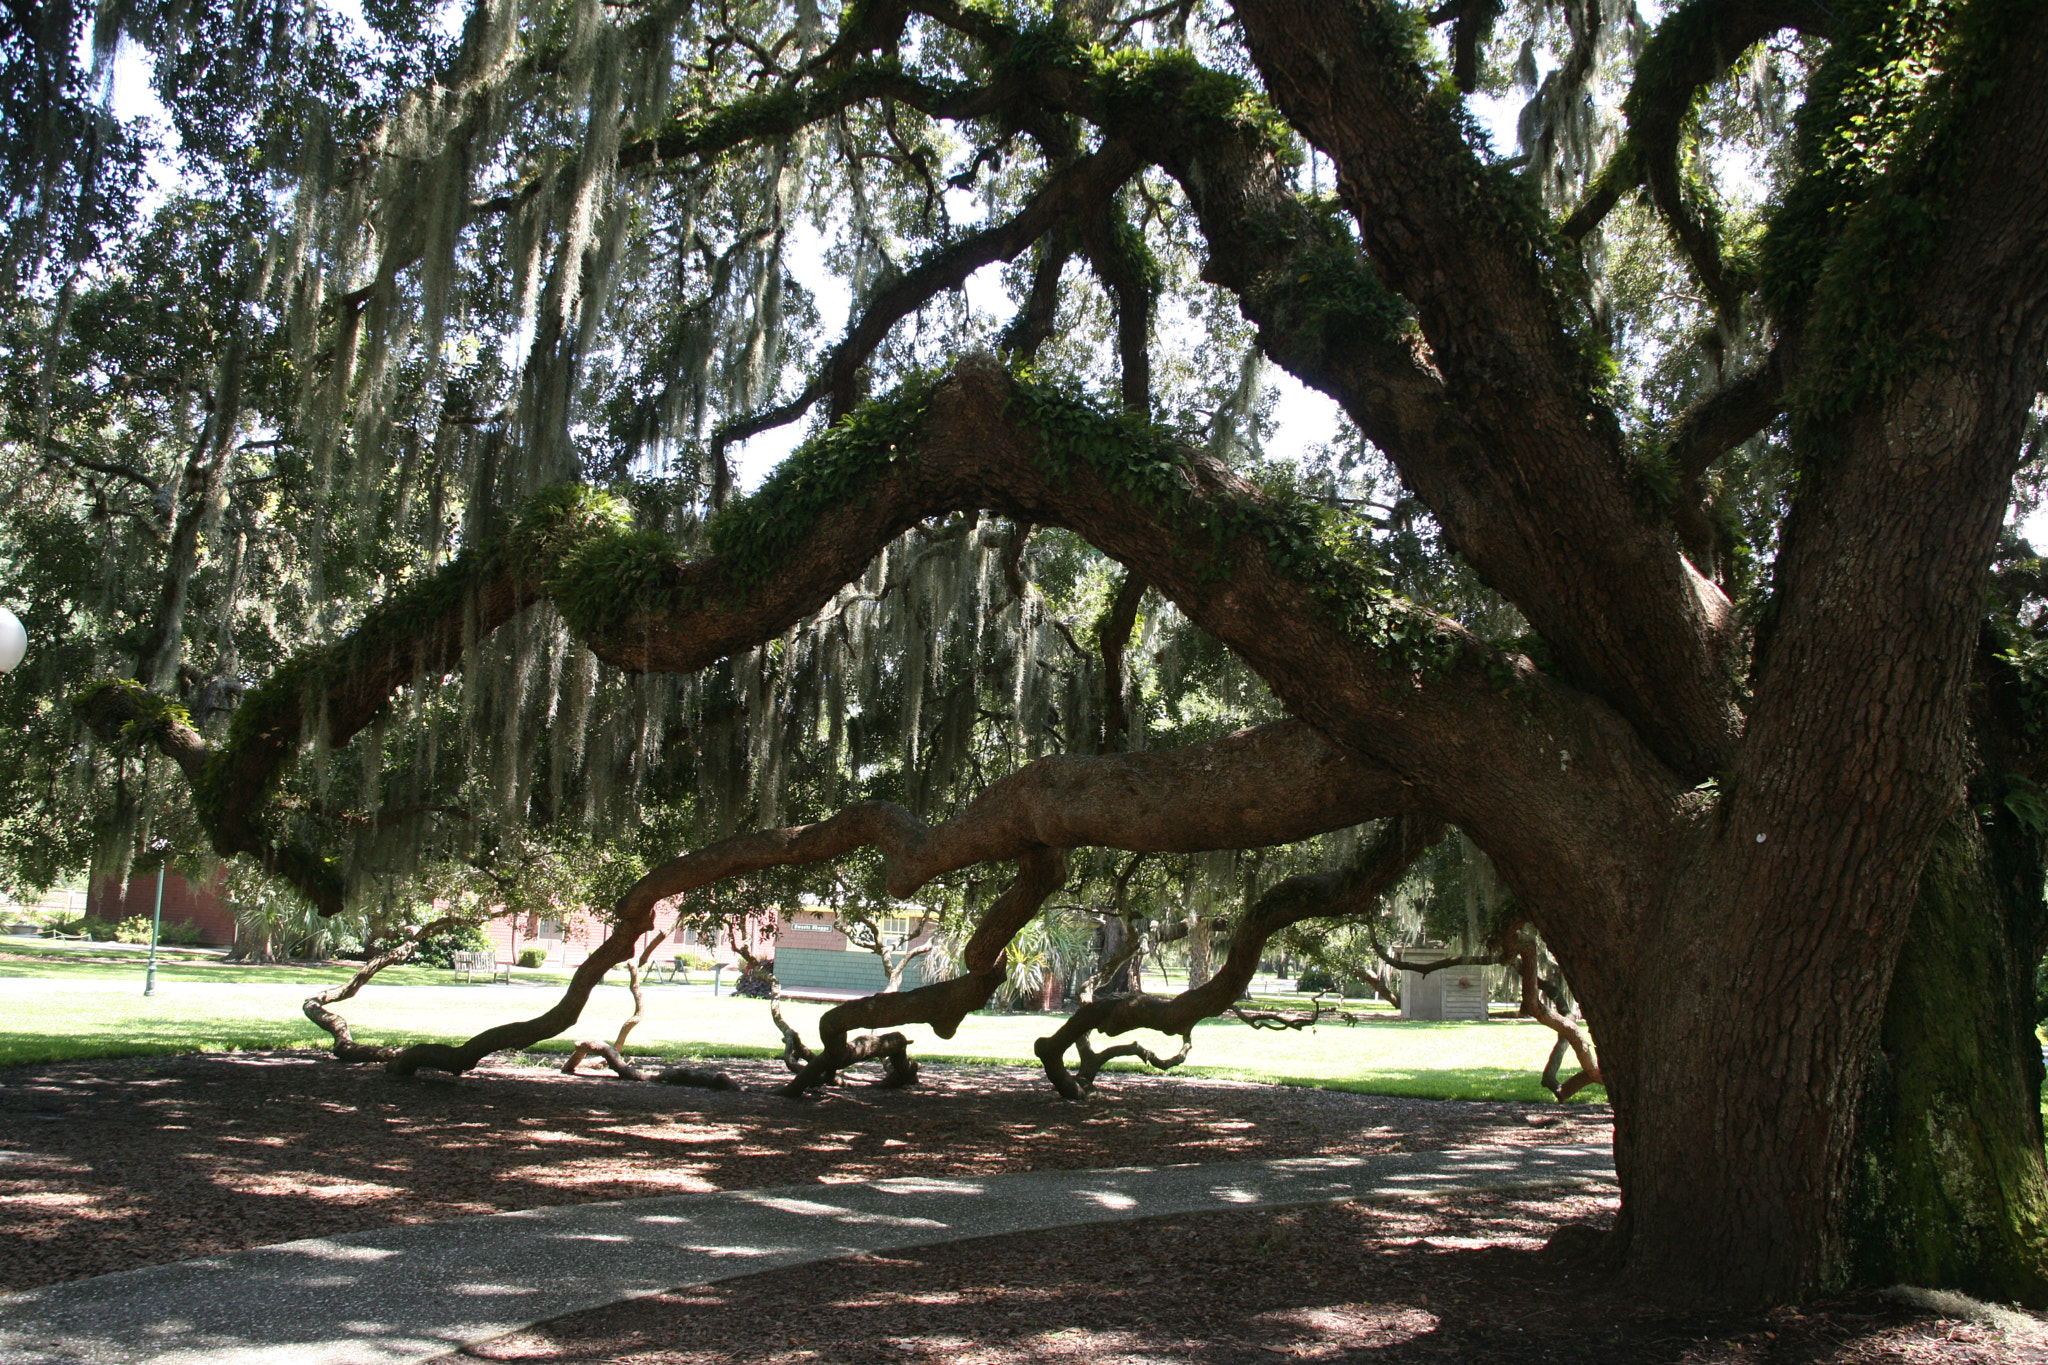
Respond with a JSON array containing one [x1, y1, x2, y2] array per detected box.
[[0, 1050, 2039, 1364]]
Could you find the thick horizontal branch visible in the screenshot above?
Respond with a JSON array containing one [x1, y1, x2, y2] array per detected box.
[[100, 361, 1683, 943], [385, 715, 1400, 1080]]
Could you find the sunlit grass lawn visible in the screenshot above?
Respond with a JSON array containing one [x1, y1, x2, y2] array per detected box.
[[0, 939, 583, 988], [0, 946, 1601, 1103]]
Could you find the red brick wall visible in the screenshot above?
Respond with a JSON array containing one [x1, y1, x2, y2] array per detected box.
[[88, 869, 238, 946]]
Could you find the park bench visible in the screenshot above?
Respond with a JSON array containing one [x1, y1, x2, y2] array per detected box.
[[451, 949, 512, 984]]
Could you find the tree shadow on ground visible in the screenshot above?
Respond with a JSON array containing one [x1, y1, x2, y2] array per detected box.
[[445, 1200, 2032, 1365], [0, 1051, 1606, 1292]]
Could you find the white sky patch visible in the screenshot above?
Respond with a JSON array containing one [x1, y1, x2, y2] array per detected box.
[[2011, 502, 2048, 550], [1267, 373, 1346, 462], [98, 37, 182, 216]]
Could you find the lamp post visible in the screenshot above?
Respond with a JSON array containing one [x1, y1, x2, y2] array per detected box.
[[145, 850, 167, 998], [0, 606, 25, 674]]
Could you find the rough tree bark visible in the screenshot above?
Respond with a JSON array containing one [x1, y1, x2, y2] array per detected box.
[[1846, 813, 2048, 1303]]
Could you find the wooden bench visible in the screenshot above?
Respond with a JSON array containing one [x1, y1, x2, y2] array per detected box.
[[451, 949, 512, 984]]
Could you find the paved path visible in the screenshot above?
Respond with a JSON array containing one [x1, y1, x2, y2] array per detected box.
[[0, 1143, 1613, 1365]]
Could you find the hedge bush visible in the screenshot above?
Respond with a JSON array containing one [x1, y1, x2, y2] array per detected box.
[[411, 923, 494, 968]]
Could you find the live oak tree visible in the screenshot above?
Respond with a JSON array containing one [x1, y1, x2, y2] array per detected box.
[[12, 0, 2048, 1308]]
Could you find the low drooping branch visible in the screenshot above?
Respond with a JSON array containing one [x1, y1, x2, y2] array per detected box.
[[1517, 932, 1601, 1101], [372, 718, 1404, 1079], [301, 916, 460, 1063], [559, 1039, 739, 1089], [561, 1039, 646, 1079], [1033, 814, 1444, 1099], [780, 845, 1067, 1096], [1228, 994, 1358, 1029], [1374, 947, 1504, 978]]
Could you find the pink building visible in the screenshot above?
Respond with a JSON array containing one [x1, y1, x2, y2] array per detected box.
[[482, 905, 772, 970]]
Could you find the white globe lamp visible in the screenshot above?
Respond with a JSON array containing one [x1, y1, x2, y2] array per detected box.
[[0, 607, 24, 675]]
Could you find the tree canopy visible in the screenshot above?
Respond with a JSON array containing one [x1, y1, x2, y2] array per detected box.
[[4, 0, 2047, 1308]]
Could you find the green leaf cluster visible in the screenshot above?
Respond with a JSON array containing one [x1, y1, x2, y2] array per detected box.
[[705, 374, 935, 589], [1762, 0, 2027, 432]]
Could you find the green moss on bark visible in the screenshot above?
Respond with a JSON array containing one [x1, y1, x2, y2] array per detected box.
[[1848, 814, 2048, 1304]]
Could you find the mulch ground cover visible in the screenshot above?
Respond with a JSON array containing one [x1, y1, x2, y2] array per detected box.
[[443, 1195, 2041, 1365], [0, 1048, 1592, 1291], [1, 1048, 2040, 1364], [448, 1195, 2048, 1365]]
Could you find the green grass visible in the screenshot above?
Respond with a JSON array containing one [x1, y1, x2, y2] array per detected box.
[[0, 959, 1602, 1103], [0, 941, 587, 988]]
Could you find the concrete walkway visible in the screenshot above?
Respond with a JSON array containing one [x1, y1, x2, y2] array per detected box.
[[0, 1143, 1613, 1365]]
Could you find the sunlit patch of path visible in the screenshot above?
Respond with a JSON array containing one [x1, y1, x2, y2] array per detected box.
[[0, 1144, 1612, 1365]]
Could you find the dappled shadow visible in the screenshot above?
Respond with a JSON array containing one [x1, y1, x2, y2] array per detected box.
[[440, 1196, 2020, 1365], [0, 1051, 1609, 1293]]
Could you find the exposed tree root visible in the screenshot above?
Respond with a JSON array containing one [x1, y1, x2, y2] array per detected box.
[[363, 722, 1412, 1081], [1034, 816, 1444, 1099], [656, 1066, 739, 1090]]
